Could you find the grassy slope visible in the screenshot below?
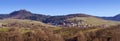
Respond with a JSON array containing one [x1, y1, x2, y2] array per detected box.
[[66, 17, 120, 26], [0, 19, 64, 41], [0, 19, 119, 41], [0, 19, 62, 32]]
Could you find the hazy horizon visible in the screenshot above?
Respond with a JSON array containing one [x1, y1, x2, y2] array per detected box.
[[0, 0, 120, 16]]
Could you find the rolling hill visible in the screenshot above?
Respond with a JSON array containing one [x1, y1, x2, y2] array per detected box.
[[0, 10, 120, 27], [44, 14, 120, 27], [0, 10, 50, 22], [0, 19, 62, 30], [0, 10, 120, 41], [63, 17, 120, 27], [0, 19, 65, 41]]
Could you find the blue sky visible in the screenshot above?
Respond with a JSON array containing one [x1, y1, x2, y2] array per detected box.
[[0, 0, 120, 16]]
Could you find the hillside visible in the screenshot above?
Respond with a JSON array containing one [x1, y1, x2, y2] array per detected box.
[[0, 19, 65, 41], [0, 10, 119, 27], [0, 19, 119, 41], [44, 16, 120, 27], [43, 14, 94, 25], [63, 17, 120, 27], [0, 19, 58, 28], [0, 10, 120, 41], [0, 19, 63, 32], [0, 10, 50, 22]]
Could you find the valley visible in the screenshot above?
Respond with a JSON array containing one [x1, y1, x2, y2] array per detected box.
[[0, 10, 120, 41]]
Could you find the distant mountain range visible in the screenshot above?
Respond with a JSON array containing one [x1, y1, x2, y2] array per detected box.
[[0, 10, 120, 27], [101, 14, 120, 21]]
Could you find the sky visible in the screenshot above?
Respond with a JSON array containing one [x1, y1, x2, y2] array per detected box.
[[0, 0, 120, 16]]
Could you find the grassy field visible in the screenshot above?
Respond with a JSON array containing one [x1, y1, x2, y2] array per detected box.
[[66, 17, 120, 26], [0, 19, 119, 41]]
